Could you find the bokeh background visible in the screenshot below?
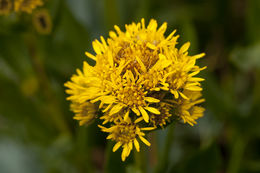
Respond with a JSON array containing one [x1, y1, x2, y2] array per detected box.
[[1, 0, 260, 172]]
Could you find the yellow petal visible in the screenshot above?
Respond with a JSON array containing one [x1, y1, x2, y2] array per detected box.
[[102, 104, 113, 112], [85, 52, 96, 61], [158, 54, 166, 60], [179, 92, 188, 100], [192, 53, 205, 59], [148, 19, 158, 31], [145, 107, 160, 114], [189, 70, 200, 77], [188, 77, 205, 82], [144, 97, 160, 103], [139, 136, 151, 146], [158, 22, 167, 33], [147, 42, 156, 50], [109, 31, 117, 38], [113, 142, 122, 152], [127, 142, 133, 156], [109, 104, 124, 115], [101, 96, 116, 104], [134, 117, 143, 123], [193, 98, 205, 105], [121, 146, 128, 161], [135, 56, 147, 72], [140, 127, 156, 131], [180, 42, 190, 53], [114, 25, 121, 34], [183, 110, 190, 116], [138, 106, 149, 123], [170, 89, 179, 99], [134, 139, 140, 152], [185, 86, 202, 91], [98, 125, 106, 131], [83, 61, 93, 75], [107, 134, 113, 139], [107, 51, 114, 67], [151, 87, 160, 91], [92, 41, 101, 54], [166, 30, 176, 40], [158, 54, 172, 68], [124, 110, 130, 122], [100, 36, 108, 47], [160, 86, 169, 91], [132, 107, 140, 116], [141, 18, 145, 28]]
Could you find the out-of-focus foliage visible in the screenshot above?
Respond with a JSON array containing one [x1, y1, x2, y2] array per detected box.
[[0, 0, 260, 173]]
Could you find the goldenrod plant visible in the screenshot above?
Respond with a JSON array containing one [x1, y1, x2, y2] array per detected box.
[[65, 19, 206, 161], [1, 0, 258, 172]]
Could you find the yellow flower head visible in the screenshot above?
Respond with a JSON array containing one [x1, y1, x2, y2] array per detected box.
[[33, 9, 52, 35], [0, 0, 12, 15], [99, 121, 153, 161], [150, 103, 172, 128], [71, 102, 97, 126], [14, 0, 43, 13], [176, 91, 205, 126], [65, 19, 206, 161]]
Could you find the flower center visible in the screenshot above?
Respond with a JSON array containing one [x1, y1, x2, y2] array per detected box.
[[169, 70, 188, 89], [150, 103, 171, 127], [114, 123, 136, 144], [116, 83, 146, 107], [115, 41, 159, 73]]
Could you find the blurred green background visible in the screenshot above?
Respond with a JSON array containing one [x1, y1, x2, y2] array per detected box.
[[1, 0, 260, 172]]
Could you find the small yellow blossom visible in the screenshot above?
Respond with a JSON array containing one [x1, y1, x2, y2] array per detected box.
[[177, 91, 205, 126], [0, 0, 12, 15], [14, 0, 43, 13], [65, 18, 206, 161], [70, 102, 97, 126], [99, 121, 154, 161], [166, 90, 205, 126], [33, 9, 52, 35], [150, 103, 172, 128]]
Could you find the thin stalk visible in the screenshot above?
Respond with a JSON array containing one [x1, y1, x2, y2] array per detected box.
[[155, 123, 175, 173], [150, 132, 158, 169], [25, 34, 70, 135], [135, 148, 146, 173], [104, 141, 113, 173], [227, 136, 247, 173]]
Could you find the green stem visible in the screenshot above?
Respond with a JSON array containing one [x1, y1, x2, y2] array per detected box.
[[150, 132, 158, 169], [104, 141, 113, 173], [135, 149, 143, 172], [25, 34, 70, 135], [227, 136, 247, 173], [155, 123, 175, 173]]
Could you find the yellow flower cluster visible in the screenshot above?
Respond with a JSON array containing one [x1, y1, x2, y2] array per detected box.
[[65, 19, 206, 161], [15, 0, 43, 13], [0, 0, 43, 15]]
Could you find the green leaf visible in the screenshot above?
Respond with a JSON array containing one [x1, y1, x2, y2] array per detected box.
[[230, 43, 260, 71]]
